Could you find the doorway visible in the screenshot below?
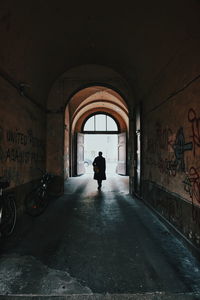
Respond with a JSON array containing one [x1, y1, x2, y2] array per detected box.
[[76, 113, 127, 177], [84, 134, 118, 174]]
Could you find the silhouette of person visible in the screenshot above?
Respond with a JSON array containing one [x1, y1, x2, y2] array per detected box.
[[92, 151, 106, 190]]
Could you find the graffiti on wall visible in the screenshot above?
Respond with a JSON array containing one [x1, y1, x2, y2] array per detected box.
[[146, 107, 200, 207], [188, 108, 200, 157], [147, 123, 174, 154], [158, 158, 177, 177], [182, 108, 200, 207], [0, 128, 44, 164], [173, 127, 193, 172], [0, 126, 45, 184], [147, 124, 193, 177], [183, 166, 200, 226], [183, 167, 200, 205]]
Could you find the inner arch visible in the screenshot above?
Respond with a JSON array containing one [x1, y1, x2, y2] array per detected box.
[[65, 85, 129, 178]]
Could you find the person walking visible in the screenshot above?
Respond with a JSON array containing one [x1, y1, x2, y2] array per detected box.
[[93, 151, 106, 190]]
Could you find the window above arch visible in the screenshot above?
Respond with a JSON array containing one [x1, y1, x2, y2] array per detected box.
[[83, 114, 118, 132]]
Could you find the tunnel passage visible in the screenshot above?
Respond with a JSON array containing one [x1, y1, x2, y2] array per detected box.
[[0, 0, 200, 276]]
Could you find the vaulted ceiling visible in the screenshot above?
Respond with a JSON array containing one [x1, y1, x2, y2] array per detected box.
[[69, 86, 129, 132], [1, 0, 200, 104]]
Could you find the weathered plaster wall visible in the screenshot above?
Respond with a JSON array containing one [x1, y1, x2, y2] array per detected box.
[[144, 84, 199, 204], [142, 37, 200, 248], [0, 76, 46, 214]]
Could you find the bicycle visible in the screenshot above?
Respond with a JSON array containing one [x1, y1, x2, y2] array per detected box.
[[25, 170, 54, 217], [0, 178, 16, 237]]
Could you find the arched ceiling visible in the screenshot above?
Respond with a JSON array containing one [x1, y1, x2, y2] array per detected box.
[[1, 0, 200, 104], [69, 86, 128, 118], [71, 105, 128, 133], [69, 86, 129, 131]]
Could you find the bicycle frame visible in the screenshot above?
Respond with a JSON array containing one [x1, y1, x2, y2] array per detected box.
[[25, 171, 54, 216]]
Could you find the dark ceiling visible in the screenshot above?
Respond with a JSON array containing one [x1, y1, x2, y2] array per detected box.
[[0, 0, 200, 102]]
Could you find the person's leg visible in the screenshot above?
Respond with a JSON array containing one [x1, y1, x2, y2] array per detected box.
[[97, 179, 102, 189]]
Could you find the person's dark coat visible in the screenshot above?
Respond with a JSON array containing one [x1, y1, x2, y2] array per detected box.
[[93, 156, 106, 180]]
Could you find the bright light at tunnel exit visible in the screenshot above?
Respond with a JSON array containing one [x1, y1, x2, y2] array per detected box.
[[84, 134, 118, 174]]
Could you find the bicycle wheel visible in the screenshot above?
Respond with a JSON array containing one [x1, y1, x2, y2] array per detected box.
[[1, 194, 16, 237], [25, 188, 48, 217]]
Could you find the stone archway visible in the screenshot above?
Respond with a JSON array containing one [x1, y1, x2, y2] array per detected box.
[[65, 86, 129, 178], [46, 65, 135, 194]]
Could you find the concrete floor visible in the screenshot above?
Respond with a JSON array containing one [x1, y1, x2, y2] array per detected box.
[[0, 175, 200, 299]]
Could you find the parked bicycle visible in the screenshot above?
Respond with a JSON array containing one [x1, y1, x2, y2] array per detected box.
[[0, 178, 16, 237], [25, 169, 54, 217]]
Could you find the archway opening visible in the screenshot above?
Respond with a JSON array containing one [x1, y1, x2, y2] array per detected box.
[[46, 65, 135, 195], [82, 113, 119, 175], [65, 85, 129, 181]]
